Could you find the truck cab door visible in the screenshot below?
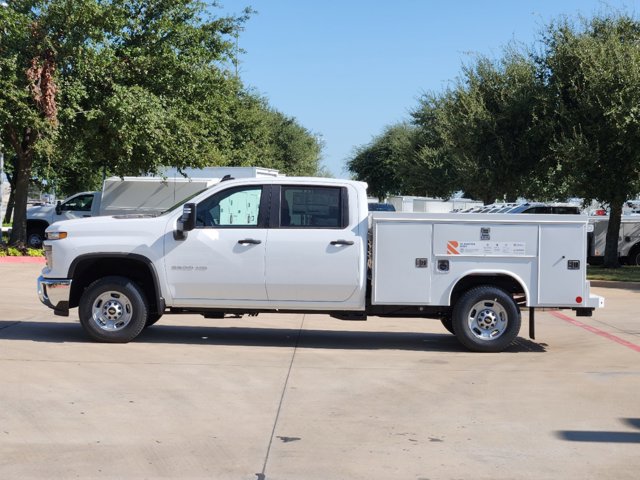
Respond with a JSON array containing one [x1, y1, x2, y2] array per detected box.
[[265, 184, 363, 306], [164, 184, 269, 305], [55, 193, 96, 221]]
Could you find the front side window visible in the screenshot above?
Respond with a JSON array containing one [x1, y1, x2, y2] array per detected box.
[[281, 186, 343, 228], [62, 194, 94, 212], [196, 186, 263, 227]]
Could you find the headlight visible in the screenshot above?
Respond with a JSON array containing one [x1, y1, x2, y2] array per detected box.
[[46, 231, 68, 240]]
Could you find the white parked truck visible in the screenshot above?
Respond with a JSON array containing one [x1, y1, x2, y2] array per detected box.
[[37, 177, 604, 352], [26, 176, 216, 248], [588, 216, 640, 265]]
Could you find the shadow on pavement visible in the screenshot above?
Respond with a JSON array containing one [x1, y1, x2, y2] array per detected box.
[[0, 320, 547, 353], [557, 418, 640, 444]]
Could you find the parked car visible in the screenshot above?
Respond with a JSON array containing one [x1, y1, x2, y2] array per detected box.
[[462, 202, 581, 215], [368, 203, 396, 212]]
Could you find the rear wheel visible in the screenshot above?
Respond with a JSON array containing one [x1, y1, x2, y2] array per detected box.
[[626, 246, 640, 266], [79, 276, 148, 343], [452, 286, 521, 352]]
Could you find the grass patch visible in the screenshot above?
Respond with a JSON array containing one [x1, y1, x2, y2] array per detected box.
[[587, 266, 640, 283]]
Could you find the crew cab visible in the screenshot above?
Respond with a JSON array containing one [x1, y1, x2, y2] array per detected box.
[[37, 177, 604, 352]]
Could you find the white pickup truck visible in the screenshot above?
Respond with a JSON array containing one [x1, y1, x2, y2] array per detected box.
[[37, 177, 604, 352], [26, 176, 215, 248]]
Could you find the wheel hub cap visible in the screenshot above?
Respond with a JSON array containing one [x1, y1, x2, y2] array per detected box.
[[92, 291, 133, 331], [468, 300, 508, 341], [477, 309, 498, 329]]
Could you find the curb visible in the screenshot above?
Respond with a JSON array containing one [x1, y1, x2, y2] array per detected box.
[[0, 256, 46, 264], [590, 280, 640, 291]]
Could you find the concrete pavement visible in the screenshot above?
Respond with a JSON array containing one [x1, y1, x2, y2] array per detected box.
[[1, 263, 639, 479]]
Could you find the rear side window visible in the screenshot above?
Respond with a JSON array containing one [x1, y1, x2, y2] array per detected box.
[[280, 186, 346, 228]]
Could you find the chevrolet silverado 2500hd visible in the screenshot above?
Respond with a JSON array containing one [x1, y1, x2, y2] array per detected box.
[[37, 177, 604, 352]]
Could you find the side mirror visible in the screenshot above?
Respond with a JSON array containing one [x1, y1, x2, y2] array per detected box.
[[175, 203, 196, 240], [55, 201, 62, 215]]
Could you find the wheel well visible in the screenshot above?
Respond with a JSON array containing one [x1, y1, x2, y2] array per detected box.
[[626, 243, 640, 264], [27, 219, 49, 232], [451, 274, 526, 306], [69, 256, 162, 314]]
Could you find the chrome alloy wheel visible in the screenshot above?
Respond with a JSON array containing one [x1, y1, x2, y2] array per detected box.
[[467, 300, 508, 341], [91, 291, 133, 331]]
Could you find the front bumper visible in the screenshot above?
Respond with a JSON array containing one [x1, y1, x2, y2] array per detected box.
[[37, 275, 72, 316]]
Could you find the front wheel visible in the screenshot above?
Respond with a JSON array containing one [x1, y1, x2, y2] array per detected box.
[[452, 286, 521, 352], [79, 276, 148, 343], [27, 228, 45, 248], [145, 313, 163, 328]]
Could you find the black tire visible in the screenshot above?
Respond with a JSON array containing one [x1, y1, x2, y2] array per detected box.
[[145, 313, 163, 328], [452, 286, 521, 353], [626, 247, 640, 266], [26, 228, 45, 248], [79, 276, 148, 343], [440, 317, 455, 334]]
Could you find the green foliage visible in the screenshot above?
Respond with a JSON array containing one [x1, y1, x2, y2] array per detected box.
[[542, 14, 640, 206], [0, 1, 323, 245], [541, 13, 640, 266], [409, 49, 550, 204], [0, 245, 44, 257], [350, 9, 640, 268], [347, 123, 416, 200]]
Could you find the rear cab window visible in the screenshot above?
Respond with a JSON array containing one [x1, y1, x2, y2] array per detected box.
[[279, 185, 348, 229]]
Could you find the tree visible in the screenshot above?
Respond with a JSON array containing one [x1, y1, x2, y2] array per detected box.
[[411, 50, 549, 204], [405, 93, 461, 200], [541, 14, 640, 267], [267, 110, 323, 176], [347, 123, 416, 201], [1, 1, 323, 245]]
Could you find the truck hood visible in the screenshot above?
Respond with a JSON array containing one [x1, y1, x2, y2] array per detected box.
[[27, 204, 56, 218], [46, 214, 170, 235]]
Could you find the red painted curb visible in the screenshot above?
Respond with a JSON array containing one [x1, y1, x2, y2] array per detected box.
[[0, 256, 46, 264]]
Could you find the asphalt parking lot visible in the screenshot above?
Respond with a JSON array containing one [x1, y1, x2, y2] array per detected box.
[[1, 262, 639, 480]]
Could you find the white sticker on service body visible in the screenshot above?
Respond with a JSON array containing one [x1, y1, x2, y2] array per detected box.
[[447, 241, 526, 256]]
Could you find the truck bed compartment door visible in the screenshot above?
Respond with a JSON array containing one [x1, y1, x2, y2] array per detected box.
[[538, 224, 585, 306], [372, 222, 432, 304]]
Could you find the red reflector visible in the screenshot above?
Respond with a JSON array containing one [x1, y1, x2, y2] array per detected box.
[[576, 296, 583, 304]]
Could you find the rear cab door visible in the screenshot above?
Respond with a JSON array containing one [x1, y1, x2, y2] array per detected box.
[[264, 182, 366, 309]]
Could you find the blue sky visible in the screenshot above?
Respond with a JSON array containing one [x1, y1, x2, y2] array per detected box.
[[219, 1, 637, 178]]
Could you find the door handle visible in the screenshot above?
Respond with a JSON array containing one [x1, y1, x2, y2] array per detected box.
[[238, 239, 262, 245], [330, 240, 354, 246]]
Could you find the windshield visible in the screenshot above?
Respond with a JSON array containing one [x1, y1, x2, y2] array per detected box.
[[160, 188, 208, 215]]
